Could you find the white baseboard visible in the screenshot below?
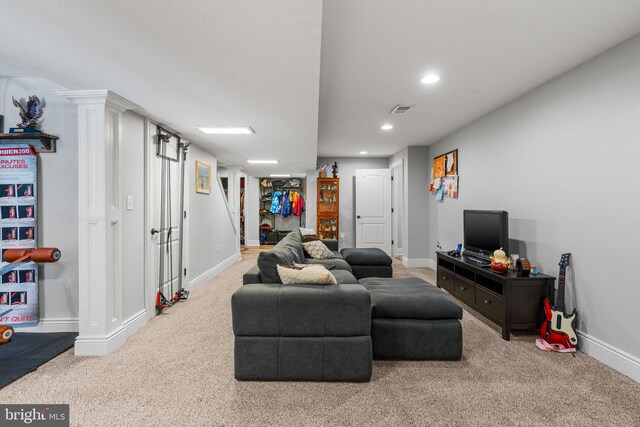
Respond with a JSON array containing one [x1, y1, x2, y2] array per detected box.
[[13, 317, 79, 333], [402, 257, 430, 268], [188, 252, 241, 292], [75, 309, 147, 356], [121, 309, 148, 339], [245, 240, 260, 247], [577, 330, 640, 382], [427, 258, 437, 270]]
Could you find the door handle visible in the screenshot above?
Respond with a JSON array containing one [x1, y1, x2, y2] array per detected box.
[[357, 215, 361, 219], [151, 228, 160, 236]]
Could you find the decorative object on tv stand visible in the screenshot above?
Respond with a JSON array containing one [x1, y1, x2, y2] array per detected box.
[[516, 258, 531, 277], [489, 248, 511, 273], [430, 149, 458, 200], [331, 161, 338, 178], [11, 96, 42, 132]]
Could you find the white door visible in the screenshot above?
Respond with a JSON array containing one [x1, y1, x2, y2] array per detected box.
[[148, 125, 185, 310], [355, 169, 392, 255]]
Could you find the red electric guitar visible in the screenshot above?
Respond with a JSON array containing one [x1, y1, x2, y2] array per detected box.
[[540, 253, 577, 348]]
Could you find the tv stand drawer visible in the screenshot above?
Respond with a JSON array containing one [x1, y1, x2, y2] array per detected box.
[[438, 268, 454, 293], [476, 287, 504, 321], [454, 276, 475, 305]]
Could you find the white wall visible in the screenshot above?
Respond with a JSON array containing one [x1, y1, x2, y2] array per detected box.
[[188, 144, 239, 288], [120, 111, 145, 321], [0, 77, 79, 331], [389, 146, 430, 266], [427, 34, 640, 380], [316, 157, 390, 248]]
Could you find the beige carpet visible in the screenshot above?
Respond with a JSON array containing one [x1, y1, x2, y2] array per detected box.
[[1, 252, 639, 426]]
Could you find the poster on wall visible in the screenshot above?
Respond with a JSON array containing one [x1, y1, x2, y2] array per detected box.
[[0, 145, 38, 326], [442, 175, 459, 199]]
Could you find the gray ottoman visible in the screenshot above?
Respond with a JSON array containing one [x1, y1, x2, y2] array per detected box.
[[340, 248, 393, 279], [358, 277, 463, 360]]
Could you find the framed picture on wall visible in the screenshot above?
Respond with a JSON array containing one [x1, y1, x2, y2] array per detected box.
[[196, 160, 211, 194]]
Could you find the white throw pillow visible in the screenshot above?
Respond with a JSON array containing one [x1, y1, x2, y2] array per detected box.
[[302, 240, 335, 260], [299, 227, 316, 236], [277, 264, 337, 285]]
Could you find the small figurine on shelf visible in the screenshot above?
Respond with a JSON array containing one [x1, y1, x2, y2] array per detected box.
[[332, 162, 338, 178], [11, 95, 43, 132]]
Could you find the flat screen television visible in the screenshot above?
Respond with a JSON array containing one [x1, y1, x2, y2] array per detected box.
[[463, 210, 509, 261]]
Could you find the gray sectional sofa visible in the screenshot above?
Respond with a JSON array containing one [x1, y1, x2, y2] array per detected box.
[[233, 230, 463, 382]]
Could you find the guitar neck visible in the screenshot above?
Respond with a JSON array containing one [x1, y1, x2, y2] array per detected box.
[[556, 265, 567, 311]]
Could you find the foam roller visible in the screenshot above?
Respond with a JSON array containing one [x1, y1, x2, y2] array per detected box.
[[3, 248, 61, 263], [3, 249, 31, 263], [30, 248, 62, 263]]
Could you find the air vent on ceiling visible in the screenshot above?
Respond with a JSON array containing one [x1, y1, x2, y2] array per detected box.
[[390, 105, 413, 114]]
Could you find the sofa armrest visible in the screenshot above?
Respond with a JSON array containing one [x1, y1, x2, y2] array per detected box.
[[232, 283, 371, 337], [321, 239, 339, 251], [242, 265, 262, 285]]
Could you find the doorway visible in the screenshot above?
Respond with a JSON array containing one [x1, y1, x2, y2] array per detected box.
[[390, 160, 403, 257], [355, 168, 392, 255], [146, 123, 188, 317]]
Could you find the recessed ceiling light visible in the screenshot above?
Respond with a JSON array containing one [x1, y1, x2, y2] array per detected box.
[[360, 151, 368, 154], [197, 126, 254, 134], [270, 174, 291, 178], [247, 160, 278, 164], [421, 74, 440, 84], [381, 124, 393, 131]]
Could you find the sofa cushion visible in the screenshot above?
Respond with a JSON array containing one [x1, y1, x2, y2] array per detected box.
[[277, 264, 337, 285], [341, 248, 392, 266], [257, 249, 296, 283], [303, 240, 335, 259], [303, 257, 352, 272], [358, 277, 463, 320], [330, 269, 359, 284], [232, 283, 371, 337], [280, 230, 305, 263]]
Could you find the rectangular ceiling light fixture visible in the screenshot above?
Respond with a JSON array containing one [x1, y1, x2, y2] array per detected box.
[[270, 174, 291, 178], [197, 126, 255, 134], [247, 159, 278, 164]]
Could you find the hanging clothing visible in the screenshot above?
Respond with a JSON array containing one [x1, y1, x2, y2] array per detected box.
[[270, 191, 282, 214], [295, 194, 304, 216], [281, 191, 292, 217], [291, 191, 299, 214]]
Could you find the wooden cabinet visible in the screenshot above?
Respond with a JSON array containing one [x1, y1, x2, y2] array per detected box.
[[316, 178, 339, 240], [436, 252, 555, 340]]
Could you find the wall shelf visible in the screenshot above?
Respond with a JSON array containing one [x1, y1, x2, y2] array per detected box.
[[0, 133, 58, 153]]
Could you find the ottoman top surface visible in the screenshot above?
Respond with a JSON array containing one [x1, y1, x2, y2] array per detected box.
[[340, 248, 392, 266], [359, 277, 463, 320]]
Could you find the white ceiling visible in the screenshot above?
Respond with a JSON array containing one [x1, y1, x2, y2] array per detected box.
[[0, 0, 323, 177], [317, 0, 640, 157], [1, 1, 640, 171]]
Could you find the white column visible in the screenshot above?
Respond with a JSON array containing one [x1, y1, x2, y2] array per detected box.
[[226, 166, 242, 255], [55, 90, 140, 356]]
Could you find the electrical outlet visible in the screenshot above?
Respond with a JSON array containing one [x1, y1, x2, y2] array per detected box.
[[436, 241, 442, 250], [126, 195, 134, 211], [340, 233, 345, 242]]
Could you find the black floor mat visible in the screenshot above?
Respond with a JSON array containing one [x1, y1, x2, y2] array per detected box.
[[0, 332, 77, 389]]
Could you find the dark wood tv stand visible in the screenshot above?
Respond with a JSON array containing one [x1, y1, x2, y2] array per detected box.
[[436, 251, 555, 340]]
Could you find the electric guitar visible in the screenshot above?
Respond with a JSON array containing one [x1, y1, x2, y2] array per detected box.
[[540, 253, 577, 348]]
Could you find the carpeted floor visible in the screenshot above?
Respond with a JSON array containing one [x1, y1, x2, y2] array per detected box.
[[0, 251, 638, 426]]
